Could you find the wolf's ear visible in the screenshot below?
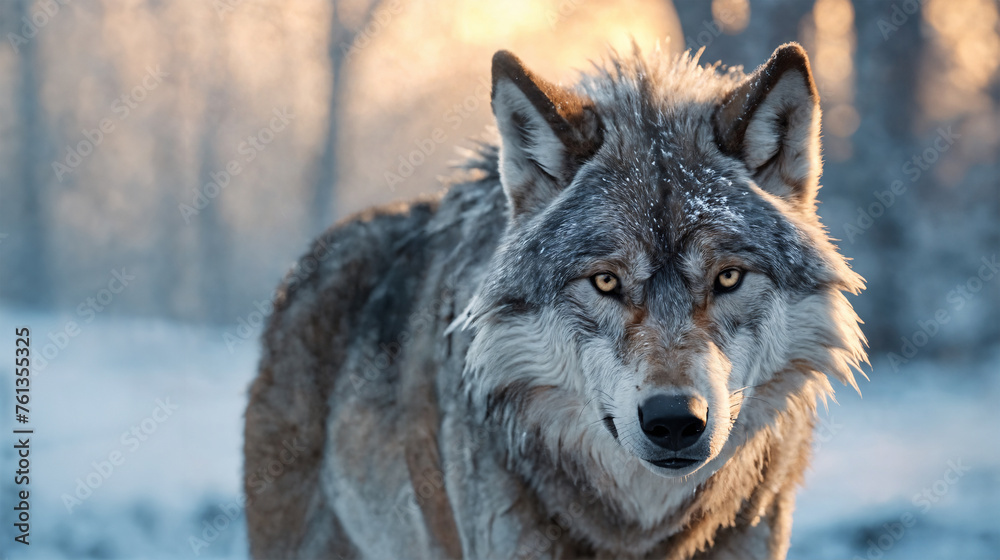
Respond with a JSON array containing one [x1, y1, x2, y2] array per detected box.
[[714, 43, 821, 206], [491, 50, 602, 219]]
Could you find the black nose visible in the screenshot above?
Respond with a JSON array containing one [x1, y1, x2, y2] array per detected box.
[[638, 394, 708, 451]]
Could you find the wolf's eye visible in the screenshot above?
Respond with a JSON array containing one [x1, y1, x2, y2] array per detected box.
[[591, 272, 620, 294], [714, 268, 743, 293]]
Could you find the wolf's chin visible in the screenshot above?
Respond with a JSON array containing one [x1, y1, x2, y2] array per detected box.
[[640, 455, 709, 477]]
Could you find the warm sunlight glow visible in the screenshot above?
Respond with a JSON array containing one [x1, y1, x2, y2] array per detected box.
[[452, 0, 551, 44], [339, 0, 681, 215], [712, 0, 750, 35], [920, 0, 1000, 183], [809, 0, 857, 159], [923, 0, 1000, 120]]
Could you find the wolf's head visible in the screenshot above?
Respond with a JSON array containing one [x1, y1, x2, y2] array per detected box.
[[461, 44, 866, 490]]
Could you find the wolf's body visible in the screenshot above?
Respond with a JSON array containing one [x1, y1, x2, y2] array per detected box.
[[245, 44, 866, 559]]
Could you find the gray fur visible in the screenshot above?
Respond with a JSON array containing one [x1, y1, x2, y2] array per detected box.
[[245, 43, 866, 559]]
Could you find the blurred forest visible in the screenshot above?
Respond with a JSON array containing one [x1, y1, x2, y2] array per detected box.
[[1, 0, 998, 366]]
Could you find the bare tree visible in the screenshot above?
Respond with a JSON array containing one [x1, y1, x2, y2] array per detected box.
[[148, 0, 187, 319], [842, 0, 926, 352], [195, 21, 233, 323], [309, 0, 385, 234], [4, 0, 53, 306]]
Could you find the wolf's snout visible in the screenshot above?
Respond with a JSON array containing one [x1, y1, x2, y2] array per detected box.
[[638, 395, 708, 452]]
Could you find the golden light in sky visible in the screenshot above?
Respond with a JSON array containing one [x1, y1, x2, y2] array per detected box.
[[712, 0, 750, 35], [807, 0, 858, 160]]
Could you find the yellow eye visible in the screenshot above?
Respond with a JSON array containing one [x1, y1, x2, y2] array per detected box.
[[591, 272, 619, 294], [716, 268, 742, 291]]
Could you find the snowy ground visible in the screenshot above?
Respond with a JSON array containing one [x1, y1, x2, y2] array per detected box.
[[1, 308, 254, 559], [789, 352, 1000, 559], [1, 306, 997, 559]]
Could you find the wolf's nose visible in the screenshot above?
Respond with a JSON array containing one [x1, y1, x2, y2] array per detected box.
[[638, 394, 708, 451]]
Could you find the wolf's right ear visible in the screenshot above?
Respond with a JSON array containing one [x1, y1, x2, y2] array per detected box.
[[491, 50, 602, 220], [714, 43, 822, 207]]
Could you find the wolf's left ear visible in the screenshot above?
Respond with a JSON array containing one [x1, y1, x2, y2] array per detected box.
[[491, 50, 603, 219], [714, 43, 821, 206]]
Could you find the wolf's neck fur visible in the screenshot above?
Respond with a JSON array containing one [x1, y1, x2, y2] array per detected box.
[[477, 369, 828, 558]]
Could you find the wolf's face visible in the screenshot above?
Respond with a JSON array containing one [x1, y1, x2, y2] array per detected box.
[[462, 45, 866, 482]]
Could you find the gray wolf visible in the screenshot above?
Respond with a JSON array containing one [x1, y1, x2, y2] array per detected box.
[[244, 42, 867, 559]]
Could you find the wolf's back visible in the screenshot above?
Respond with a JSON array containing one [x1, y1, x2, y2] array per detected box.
[[244, 169, 506, 558]]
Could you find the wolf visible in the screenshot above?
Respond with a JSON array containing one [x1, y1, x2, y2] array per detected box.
[[244, 42, 867, 559]]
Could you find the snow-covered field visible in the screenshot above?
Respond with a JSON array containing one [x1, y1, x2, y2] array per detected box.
[[1, 307, 997, 559], [1, 308, 254, 559], [789, 354, 1000, 559]]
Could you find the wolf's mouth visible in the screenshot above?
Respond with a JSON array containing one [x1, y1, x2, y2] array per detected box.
[[648, 457, 698, 469]]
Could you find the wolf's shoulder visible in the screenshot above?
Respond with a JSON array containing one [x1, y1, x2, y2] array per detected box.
[[268, 174, 507, 331]]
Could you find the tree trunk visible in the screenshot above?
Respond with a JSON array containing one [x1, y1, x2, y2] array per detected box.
[[308, 1, 384, 235], [195, 33, 232, 323], [5, 0, 52, 307], [310, 47, 346, 234]]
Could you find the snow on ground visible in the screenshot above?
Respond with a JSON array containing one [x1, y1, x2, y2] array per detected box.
[[1, 306, 997, 559], [1, 307, 256, 559], [789, 353, 1000, 559]]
